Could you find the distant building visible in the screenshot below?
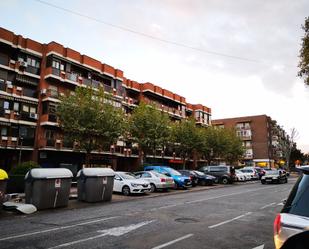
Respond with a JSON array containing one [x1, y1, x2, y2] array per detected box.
[[0, 27, 211, 172], [212, 115, 290, 168]]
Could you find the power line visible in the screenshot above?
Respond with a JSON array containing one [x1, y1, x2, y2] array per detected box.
[[33, 0, 292, 67]]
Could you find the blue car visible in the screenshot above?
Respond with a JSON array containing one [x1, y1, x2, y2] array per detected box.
[[144, 166, 192, 188]]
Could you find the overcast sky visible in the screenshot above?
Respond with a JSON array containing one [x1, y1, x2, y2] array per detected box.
[[1, 0, 309, 153]]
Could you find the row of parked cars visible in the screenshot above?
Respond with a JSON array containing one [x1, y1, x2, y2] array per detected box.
[[113, 165, 219, 196], [113, 165, 291, 196]]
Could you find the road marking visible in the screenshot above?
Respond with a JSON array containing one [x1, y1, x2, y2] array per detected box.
[[259, 202, 276, 209], [252, 244, 264, 249], [47, 220, 155, 249], [151, 234, 194, 249], [208, 212, 252, 229], [0, 216, 119, 242], [277, 202, 284, 206]]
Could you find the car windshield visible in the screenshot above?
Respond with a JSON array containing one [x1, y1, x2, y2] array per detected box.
[[235, 170, 242, 174], [265, 170, 278, 175], [118, 172, 137, 180], [241, 169, 252, 173], [165, 168, 182, 176], [283, 173, 309, 217], [194, 171, 205, 176]]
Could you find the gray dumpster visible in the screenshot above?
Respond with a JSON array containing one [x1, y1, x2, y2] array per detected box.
[[25, 168, 73, 210], [77, 168, 115, 203], [0, 169, 8, 210]]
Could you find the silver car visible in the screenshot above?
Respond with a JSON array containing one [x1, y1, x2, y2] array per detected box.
[[134, 171, 175, 192], [274, 166, 309, 249]]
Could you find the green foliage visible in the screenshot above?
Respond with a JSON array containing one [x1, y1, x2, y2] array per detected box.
[[128, 102, 171, 158], [201, 127, 244, 165], [57, 87, 126, 165], [298, 16, 309, 85], [171, 118, 204, 168], [10, 161, 40, 176]]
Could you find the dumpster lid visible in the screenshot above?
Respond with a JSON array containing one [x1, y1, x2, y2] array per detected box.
[[77, 168, 115, 177], [26, 168, 73, 179], [0, 169, 8, 180]]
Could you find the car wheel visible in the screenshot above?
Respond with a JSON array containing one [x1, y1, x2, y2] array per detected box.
[[285, 178, 288, 183], [214, 178, 219, 184], [221, 177, 229, 184], [150, 183, 156, 193], [261, 180, 266, 184], [122, 186, 130, 196], [201, 180, 206, 186]]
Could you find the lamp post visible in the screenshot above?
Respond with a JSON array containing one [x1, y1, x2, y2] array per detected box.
[[18, 136, 23, 165]]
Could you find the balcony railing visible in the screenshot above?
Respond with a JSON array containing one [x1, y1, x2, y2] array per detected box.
[[66, 72, 78, 82], [25, 65, 40, 75]]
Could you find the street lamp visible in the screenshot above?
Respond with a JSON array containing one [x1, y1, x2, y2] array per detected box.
[[18, 136, 23, 165]]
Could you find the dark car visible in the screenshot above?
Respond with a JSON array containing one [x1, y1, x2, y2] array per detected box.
[[178, 170, 216, 186], [273, 167, 309, 248], [198, 165, 236, 184], [261, 169, 288, 184]]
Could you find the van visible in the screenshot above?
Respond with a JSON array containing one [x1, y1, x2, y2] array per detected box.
[[198, 165, 235, 184]]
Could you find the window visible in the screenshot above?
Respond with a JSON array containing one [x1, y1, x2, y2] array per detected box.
[[30, 107, 36, 114], [13, 102, 19, 112], [3, 101, 9, 110], [27, 57, 40, 68], [22, 105, 29, 112], [45, 130, 54, 139], [1, 127, 7, 136], [52, 60, 64, 71]]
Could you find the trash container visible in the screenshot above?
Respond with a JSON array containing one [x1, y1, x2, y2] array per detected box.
[[25, 168, 73, 210], [77, 168, 115, 203], [0, 169, 8, 210]]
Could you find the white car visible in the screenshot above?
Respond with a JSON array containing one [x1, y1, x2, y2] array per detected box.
[[113, 171, 151, 196], [134, 171, 175, 192], [240, 168, 258, 180], [235, 169, 247, 181]]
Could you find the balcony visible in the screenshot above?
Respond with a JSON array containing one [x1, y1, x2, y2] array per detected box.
[[0, 136, 19, 148], [25, 65, 40, 75], [19, 111, 38, 122]]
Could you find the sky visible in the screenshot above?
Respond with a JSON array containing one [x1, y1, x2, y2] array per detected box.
[[1, 0, 309, 153]]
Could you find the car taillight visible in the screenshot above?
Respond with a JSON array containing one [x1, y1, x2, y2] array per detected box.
[[274, 214, 281, 235], [190, 176, 193, 180], [160, 178, 166, 182]]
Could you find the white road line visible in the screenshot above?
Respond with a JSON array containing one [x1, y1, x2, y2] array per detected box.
[[0, 216, 119, 242], [259, 202, 276, 210], [277, 202, 284, 206], [252, 244, 264, 249], [151, 234, 194, 249], [208, 212, 252, 229], [48, 220, 155, 249]]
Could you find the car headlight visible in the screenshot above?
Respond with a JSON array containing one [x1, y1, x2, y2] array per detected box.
[[131, 183, 138, 187]]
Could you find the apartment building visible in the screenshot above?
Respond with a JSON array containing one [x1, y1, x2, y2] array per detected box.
[[212, 115, 289, 168], [0, 27, 211, 172]]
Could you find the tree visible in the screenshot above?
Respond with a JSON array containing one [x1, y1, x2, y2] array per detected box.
[[282, 128, 299, 171], [171, 118, 204, 169], [128, 102, 171, 166], [298, 16, 309, 85], [201, 127, 243, 165], [57, 87, 125, 167]]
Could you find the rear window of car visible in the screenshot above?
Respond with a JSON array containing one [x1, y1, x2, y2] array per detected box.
[[210, 167, 227, 172], [282, 173, 309, 217], [265, 170, 278, 175]]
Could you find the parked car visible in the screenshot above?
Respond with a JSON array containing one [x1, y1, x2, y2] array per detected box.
[[113, 171, 150, 196], [144, 166, 192, 189], [198, 165, 235, 184], [177, 170, 216, 186], [235, 169, 247, 182], [274, 166, 309, 249], [193, 170, 216, 186], [240, 167, 259, 180], [134, 171, 175, 192], [261, 169, 288, 184], [178, 170, 198, 187]]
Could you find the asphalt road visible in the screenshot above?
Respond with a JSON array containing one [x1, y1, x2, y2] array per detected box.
[[0, 178, 298, 249]]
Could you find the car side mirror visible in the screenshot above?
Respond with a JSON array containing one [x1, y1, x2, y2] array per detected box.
[[283, 199, 287, 205]]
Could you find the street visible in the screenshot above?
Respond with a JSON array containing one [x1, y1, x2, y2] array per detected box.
[[0, 179, 297, 249]]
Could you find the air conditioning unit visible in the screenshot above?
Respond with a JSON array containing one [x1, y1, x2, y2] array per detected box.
[[19, 61, 28, 68], [11, 137, 17, 142], [29, 113, 38, 119], [16, 86, 22, 91], [56, 139, 62, 144], [4, 109, 10, 114], [41, 89, 47, 95], [59, 92, 65, 97], [1, 136, 8, 141]]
